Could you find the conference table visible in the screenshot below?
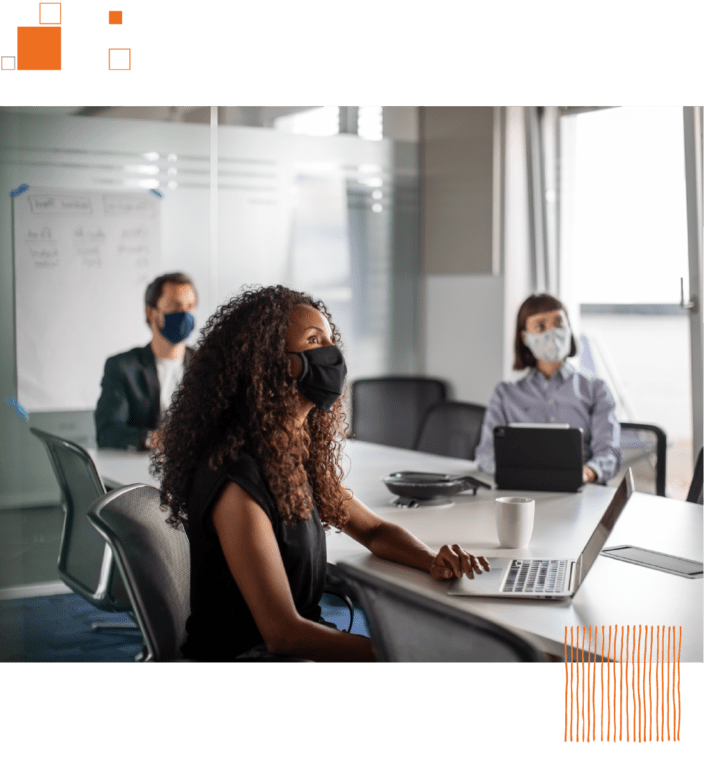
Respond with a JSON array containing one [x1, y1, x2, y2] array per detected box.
[[89, 440, 703, 662]]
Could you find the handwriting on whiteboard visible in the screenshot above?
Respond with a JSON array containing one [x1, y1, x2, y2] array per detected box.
[[28, 195, 93, 214], [19, 189, 159, 273]]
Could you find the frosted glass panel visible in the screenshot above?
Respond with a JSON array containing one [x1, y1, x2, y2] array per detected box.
[[0, 109, 418, 508], [0, 109, 212, 507], [217, 126, 419, 382], [0, 111, 212, 412], [290, 176, 351, 293]]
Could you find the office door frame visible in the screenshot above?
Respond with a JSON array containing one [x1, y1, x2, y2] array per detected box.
[[683, 106, 703, 459]]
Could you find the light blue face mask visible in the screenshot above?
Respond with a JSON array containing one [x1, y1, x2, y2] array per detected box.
[[523, 325, 571, 363], [158, 311, 195, 344]]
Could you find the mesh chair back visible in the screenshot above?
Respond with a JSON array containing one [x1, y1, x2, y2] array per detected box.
[[29, 427, 130, 610], [414, 400, 487, 460], [88, 484, 190, 661], [687, 448, 703, 504], [334, 563, 543, 662], [351, 377, 449, 449], [620, 422, 667, 497]]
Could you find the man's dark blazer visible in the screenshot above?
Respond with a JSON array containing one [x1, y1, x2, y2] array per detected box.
[[95, 344, 193, 450]]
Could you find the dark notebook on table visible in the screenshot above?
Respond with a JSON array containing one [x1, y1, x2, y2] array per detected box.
[[494, 424, 584, 492]]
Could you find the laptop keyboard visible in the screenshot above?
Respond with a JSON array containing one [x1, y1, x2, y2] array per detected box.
[[502, 559, 568, 594]]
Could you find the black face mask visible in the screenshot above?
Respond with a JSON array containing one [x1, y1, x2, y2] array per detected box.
[[287, 345, 347, 411]]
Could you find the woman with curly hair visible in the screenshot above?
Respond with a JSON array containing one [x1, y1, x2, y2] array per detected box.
[[152, 285, 489, 662]]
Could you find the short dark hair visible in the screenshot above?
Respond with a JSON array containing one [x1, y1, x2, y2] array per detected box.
[[144, 272, 197, 326], [513, 293, 577, 370]]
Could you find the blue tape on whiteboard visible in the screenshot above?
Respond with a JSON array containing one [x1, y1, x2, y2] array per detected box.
[[5, 397, 29, 421], [10, 184, 29, 197], [151, 189, 162, 198]]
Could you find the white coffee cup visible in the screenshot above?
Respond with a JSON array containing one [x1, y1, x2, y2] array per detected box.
[[495, 497, 535, 548]]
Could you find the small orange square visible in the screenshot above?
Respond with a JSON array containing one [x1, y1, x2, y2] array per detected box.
[[109, 11, 122, 24]]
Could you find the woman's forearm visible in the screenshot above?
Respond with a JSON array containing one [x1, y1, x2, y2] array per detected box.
[[271, 616, 375, 662], [364, 521, 436, 573]]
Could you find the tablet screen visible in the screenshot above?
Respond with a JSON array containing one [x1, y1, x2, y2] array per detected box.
[[603, 546, 703, 576]]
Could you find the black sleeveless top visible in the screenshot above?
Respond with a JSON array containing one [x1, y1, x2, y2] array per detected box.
[[181, 452, 327, 661]]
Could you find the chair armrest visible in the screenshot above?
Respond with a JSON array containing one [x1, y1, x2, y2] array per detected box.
[[620, 421, 667, 497]]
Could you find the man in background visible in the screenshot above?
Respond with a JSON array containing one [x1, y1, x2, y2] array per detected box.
[[95, 272, 198, 450]]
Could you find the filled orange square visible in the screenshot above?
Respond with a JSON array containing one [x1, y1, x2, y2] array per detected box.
[[18, 27, 61, 70], [38, 2, 62, 27], [109, 11, 122, 24]]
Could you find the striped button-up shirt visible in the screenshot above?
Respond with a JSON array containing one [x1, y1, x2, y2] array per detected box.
[[475, 362, 621, 482]]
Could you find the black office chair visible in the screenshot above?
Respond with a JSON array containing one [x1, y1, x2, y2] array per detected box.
[[350, 376, 449, 450], [334, 562, 545, 662], [29, 427, 137, 631], [413, 400, 486, 460], [619, 422, 667, 497], [686, 448, 703, 504], [88, 484, 356, 661]]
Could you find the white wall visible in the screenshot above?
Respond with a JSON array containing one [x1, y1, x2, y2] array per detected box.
[[383, 107, 419, 143], [419, 108, 505, 402], [424, 275, 505, 404]]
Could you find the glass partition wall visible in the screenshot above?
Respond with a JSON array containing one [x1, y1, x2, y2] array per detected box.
[[0, 107, 420, 521], [216, 122, 419, 383]]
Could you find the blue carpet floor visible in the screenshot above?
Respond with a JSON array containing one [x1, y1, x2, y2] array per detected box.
[[0, 591, 369, 662]]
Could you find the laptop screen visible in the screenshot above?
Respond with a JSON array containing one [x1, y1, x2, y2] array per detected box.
[[573, 469, 634, 594]]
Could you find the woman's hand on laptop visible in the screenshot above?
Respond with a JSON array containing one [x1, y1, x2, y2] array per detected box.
[[430, 544, 490, 581]]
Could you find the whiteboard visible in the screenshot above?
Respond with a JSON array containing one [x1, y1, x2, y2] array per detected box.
[[13, 186, 162, 411]]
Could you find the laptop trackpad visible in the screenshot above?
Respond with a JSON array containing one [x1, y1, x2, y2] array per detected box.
[[446, 558, 509, 596]]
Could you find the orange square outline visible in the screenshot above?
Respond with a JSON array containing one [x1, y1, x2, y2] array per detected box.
[[108, 48, 131, 71], [109, 11, 123, 25], [39, 2, 62, 24]]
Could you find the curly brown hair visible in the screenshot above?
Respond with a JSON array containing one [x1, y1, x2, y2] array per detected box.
[[151, 285, 350, 532]]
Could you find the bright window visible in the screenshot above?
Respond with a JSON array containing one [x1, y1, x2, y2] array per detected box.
[[562, 107, 688, 304], [272, 107, 384, 141], [273, 107, 340, 137], [358, 106, 383, 141]]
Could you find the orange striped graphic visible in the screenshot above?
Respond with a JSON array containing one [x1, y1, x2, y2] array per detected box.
[[564, 625, 682, 743]]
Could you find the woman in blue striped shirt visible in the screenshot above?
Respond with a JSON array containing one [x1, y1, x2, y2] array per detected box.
[[475, 293, 621, 484]]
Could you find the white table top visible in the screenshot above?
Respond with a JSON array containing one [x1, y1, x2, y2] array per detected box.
[[89, 447, 157, 489], [90, 440, 703, 661]]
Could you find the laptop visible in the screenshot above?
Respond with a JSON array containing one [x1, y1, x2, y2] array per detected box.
[[447, 469, 634, 599], [494, 424, 585, 492]]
